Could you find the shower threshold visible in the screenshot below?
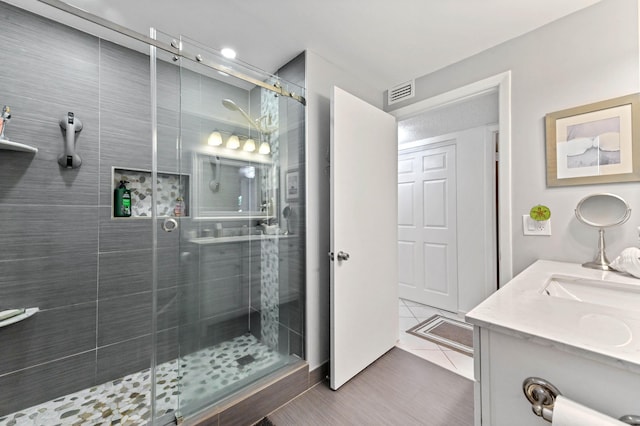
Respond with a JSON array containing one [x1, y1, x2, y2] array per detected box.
[[0, 334, 290, 426]]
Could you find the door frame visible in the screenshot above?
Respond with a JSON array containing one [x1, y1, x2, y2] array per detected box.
[[390, 71, 513, 286]]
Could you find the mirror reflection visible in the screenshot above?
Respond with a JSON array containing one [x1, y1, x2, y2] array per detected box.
[[193, 153, 273, 218]]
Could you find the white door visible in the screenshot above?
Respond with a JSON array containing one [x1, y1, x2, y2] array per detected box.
[[330, 86, 398, 390], [398, 127, 497, 313], [398, 144, 458, 311]]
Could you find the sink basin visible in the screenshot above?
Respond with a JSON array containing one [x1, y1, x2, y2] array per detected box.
[[543, 275, 640, 312]]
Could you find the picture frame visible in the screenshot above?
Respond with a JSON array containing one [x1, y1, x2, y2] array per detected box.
[[545, 93, 640, 187], [285, 169, 299, 201]]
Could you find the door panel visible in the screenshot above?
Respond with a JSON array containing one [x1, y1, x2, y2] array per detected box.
[[397, 183, 414, 225], [398, 144, 458, 311], [424, 243, 449, 292], [330, 86, 398, 390], [424, 179, 448, 226], [398, 241, 415, 286], [398, 126, 497, 313]]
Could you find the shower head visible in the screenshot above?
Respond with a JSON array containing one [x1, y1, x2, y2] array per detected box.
[[221, 98, 266, 133], [222, 98, 240, 112]]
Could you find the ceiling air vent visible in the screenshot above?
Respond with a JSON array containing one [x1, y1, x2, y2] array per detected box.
[[388, 80, 415, 105]]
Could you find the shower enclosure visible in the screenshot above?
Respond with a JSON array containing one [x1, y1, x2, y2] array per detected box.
[[0, 2, 305, 425]]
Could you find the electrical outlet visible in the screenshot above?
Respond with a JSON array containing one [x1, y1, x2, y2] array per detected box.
[[522, 215, 551, 236]]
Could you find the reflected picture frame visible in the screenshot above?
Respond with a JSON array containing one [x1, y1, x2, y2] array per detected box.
[[545, 93, 640, 187], [285, 169, 299, 201]]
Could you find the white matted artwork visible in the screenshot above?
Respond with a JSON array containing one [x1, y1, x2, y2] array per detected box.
[[546, 94, 640, 186]]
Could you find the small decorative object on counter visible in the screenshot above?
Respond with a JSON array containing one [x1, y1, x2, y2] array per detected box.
[[114, 180, 132, 217], [609, 247, 640, 278], [174, 196, 185, 217]]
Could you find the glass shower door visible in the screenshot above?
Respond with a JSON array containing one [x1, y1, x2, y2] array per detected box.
[[170, 37, 304, 420], [151, 30, 305, 422], [149, 28, 186, 425]]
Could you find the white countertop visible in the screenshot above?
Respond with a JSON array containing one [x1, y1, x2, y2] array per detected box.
[[466, 260, 640, 372]]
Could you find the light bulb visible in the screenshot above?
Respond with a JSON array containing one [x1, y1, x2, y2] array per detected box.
[[221, 47, 236, 59], [207, 131, 223, 146], [226, 134, 240, 149], [258, 141, 271, 155], [243, 138, 256, 152]]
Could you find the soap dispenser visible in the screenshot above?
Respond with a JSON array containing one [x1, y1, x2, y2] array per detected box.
[[114, 180, 132, 217]]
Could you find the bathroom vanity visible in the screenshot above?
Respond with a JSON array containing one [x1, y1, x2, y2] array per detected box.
[[466, 260, 640, 425]]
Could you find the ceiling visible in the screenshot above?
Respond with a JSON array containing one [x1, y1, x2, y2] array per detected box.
[[13, 0, 601, 93]]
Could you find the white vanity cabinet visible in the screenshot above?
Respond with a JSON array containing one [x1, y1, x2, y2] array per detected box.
[[467, 260, 640, 425]]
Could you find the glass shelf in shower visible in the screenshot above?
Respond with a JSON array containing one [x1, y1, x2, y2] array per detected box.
[[0, 139, 38, 153]]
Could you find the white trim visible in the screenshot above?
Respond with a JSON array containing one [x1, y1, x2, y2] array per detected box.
[[391, 71, 513, 285]]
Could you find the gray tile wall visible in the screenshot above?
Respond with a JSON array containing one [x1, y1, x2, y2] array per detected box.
[[0, 3, 181, 416]]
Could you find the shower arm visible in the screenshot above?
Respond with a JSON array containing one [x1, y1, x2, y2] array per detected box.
[[37, 0, 306, 106], [236, 108, 264, 133]]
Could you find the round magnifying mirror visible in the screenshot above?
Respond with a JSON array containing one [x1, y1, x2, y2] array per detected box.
[[575, 193, 631, 228], [575, 193, 631, 270]]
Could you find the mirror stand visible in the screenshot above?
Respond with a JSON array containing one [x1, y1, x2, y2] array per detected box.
[[583, 228, 613, 271]]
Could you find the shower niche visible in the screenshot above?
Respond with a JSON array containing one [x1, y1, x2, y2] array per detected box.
[[112, 168, 191, 218]]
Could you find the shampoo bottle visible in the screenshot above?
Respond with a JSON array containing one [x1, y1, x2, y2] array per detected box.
[[173, 196, 185, 217], [114, 180, 132, 217]]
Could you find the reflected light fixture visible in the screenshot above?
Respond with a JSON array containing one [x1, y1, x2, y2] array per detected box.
[[258, 141, 271, 155], [207, 131, 223, 146], [226, 134, 240, 149], [243, 138, 256, 152], [221, 47, 236, 59]]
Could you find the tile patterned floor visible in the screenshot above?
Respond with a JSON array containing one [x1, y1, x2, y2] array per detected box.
[[396, 298, 474, 380], [0, 334, 286, 426]]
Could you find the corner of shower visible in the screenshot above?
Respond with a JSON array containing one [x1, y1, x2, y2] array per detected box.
[[0, 2, 306, 426]]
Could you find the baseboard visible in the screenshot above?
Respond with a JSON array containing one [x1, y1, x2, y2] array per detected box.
[[308, 362, 329, 386], [185, 360, 308, 426]]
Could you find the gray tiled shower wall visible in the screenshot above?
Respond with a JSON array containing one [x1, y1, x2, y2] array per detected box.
[[0, 2, 305, 417]]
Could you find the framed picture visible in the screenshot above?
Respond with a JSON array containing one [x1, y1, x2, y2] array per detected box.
[[545, 93, 640, 186], [285, 169, 299, 201]]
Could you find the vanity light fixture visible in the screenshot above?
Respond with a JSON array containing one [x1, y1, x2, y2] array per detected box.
[[226, 134, 240, 150], [207, 131, 223, 146], [258, 141, 271, 155], [243, 138, 256, 152]]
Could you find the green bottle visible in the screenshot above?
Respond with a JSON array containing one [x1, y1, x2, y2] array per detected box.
[[114, 180, 132, 217]]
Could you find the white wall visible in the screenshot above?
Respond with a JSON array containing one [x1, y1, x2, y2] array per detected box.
[[388, 0, 640, 275], [305, 50, 381, 370]]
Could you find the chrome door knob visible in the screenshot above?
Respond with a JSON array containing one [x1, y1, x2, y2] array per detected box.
[[337, 251, 350, 261]]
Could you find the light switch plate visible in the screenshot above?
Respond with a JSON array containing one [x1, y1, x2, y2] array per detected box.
[[522, 215, 551, 236]]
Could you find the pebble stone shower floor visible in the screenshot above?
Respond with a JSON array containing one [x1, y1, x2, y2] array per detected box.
[[0, 334, 285, 426]]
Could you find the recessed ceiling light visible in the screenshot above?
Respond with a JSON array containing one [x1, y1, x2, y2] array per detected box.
[[221, 47, 236, 59]]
